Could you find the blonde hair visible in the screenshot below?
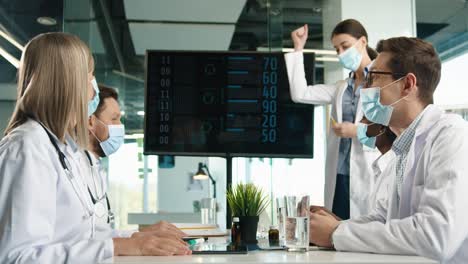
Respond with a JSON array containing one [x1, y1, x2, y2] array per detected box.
[[5, 32, 93, 148]]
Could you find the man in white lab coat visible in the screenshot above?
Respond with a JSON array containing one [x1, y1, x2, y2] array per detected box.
[[309, 37, 468, 264], [86, 84, 187, 239], [358, 117, 396, 218], [311, 118, 396, 219]]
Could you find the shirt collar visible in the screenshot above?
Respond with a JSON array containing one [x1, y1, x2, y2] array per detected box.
[[347, 61, 373, 94], [65, 135, 79, 153], [84, 150, 101, 167], [90, 152, 101, 166], [348, 60, 374, 79], [346, 77, 362, 96], [392, 110, 426, 155]]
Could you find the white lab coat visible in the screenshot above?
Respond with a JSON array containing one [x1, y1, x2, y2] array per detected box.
[[333, 105, 468, 264], [285, 51, 379, 217], [83, 153, 110, 228], [0, 119, 114, 263], [368, 150, 395, 215], [83, 154, 135, 238]]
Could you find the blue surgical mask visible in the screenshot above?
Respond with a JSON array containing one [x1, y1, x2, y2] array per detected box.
[[357, 123, 385, 149], [361, 77, 407, 126], [92, 119, 125, 157], [88, 78, 100, 117], [338, 43, 362, 71]]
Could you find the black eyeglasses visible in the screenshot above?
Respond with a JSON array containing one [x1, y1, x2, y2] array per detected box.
[[364, 70, 407, 88]]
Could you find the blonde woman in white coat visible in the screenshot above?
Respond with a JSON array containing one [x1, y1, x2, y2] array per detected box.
[[285, 19, 378, 219], [0, 33, 190, 264]]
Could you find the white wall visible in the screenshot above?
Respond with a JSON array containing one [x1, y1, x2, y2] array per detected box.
[[157, 156, 210, 212], [207, 157, 227, 228], [434, 52, 468, 108], [156, 156, 227, 227], [322, 0, 417, 83], [340, 0, 416, 47]]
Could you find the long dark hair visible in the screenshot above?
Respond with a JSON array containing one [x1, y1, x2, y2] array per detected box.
[[331, 19, 378, 60]]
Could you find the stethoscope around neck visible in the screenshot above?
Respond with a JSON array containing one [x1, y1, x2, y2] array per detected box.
[[83, 150, 114, 225], [36, 121, 114, 234]]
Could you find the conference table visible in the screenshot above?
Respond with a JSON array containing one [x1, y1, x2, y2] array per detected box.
[[101, 246, 436, 264]]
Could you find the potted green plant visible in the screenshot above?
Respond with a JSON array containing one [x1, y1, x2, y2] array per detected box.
[[226, 183, 269, 244]]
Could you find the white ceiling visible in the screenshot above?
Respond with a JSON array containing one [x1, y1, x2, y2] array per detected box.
[[129, 23, 236, 53], [124, 0, 246, 53], [124, 0, 246, 23]]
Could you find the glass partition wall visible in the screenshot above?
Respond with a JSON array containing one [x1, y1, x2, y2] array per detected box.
[[62, 0, 327, 230]]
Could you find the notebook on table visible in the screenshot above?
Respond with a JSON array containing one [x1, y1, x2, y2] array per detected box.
[[174, 223, 229, 238]]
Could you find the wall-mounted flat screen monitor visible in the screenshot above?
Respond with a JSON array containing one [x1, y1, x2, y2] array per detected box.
[[144, 51, 315, 158]]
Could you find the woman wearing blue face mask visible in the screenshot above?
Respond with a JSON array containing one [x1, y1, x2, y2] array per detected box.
[[0, 33, 191, 264], [285, 19, 379, 220]]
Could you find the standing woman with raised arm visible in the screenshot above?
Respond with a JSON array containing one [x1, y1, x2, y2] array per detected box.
[[285, 19, 378, 220]]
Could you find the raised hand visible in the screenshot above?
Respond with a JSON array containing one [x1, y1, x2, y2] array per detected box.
[[291, 24, 308, 51]]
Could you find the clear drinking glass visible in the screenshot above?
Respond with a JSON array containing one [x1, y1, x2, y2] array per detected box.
[[276, 197, 286, 246], [284, 195, 310, 252], [200, 198, 217, 225]]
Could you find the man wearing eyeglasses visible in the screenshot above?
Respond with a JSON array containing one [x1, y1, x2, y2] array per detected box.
[[309, 37, 468, 264]]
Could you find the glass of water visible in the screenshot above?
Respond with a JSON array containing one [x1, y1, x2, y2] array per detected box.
[[276, 197, 286, 246], [200, 198, 217, 225], [284, 195, 310, 252]]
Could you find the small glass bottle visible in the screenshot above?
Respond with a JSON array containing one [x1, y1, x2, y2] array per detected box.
[[268, 225, 280, 247], [231, 217, 241, 245]]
